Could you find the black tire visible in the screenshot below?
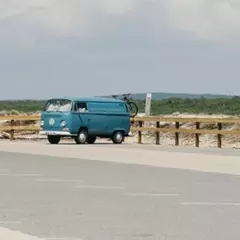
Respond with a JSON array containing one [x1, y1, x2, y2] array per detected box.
[[112, 131, 124, 144], [86, 136, 96, 144], [47, 135, 61, 144], [74, 128, 88, 144], [127, 101, 138, 118]]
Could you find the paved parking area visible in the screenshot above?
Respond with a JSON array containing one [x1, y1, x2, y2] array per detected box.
[[1, 150, 240, 240]]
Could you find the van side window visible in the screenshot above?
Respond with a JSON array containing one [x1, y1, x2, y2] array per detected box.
[[75, 102, 88, 112]]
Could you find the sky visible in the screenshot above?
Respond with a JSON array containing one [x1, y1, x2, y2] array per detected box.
[[1, 0, 240, 99]]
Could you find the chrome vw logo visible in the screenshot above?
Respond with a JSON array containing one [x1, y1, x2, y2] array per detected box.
[[49, 118, 55, 125]]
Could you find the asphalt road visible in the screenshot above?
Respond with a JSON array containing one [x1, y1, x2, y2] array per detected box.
[[1, 150, 240, 240]]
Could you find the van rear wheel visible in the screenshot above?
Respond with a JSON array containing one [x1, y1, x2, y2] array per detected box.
[[47, 135, 61, 144], [86, 136, 96, 144], [112, 131, 124, 144], [74, 129, 88, 144]]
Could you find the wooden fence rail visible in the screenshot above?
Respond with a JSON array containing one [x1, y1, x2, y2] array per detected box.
[[0, 115, 40, 140], [131, 116, 240, 148], [1, 115, 240, 148]]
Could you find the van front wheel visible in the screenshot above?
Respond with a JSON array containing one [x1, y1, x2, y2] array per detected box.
[[112, 131, 124, 144], [47, 135, 61, 144], [74, 129, 88, 144]]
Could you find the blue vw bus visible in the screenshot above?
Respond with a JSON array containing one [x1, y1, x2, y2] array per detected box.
[[39, 97, 131, 144]]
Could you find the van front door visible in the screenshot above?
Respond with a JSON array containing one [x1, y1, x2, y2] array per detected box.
[[71, 102, 97, 135]]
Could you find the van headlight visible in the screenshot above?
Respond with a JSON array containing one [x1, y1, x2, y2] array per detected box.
[[40, 120, 44, 126], [60, 120, 67, 127]]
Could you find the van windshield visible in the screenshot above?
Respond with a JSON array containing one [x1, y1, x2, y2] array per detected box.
[[44, 99, 72, 112]]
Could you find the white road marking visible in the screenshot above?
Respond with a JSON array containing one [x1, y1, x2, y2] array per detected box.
[[74, 185, 124, 190], [35, 178, 82, 183], [0, 221, 21, 224], [0, 173, 43, 177], [124, 193, 179, 197], [0, 226, 43, 239], [0, 208, 24, 211], [0, 169, 10, 172], [182, 202, 240, 206], [45, 238, 82, 240]]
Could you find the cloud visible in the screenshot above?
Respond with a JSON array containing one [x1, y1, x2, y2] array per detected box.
[[0, 0, 138, 37], [164, 0, 240, 42], [0, 0, 240, 47]]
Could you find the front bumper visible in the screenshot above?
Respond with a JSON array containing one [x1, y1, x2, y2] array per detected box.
[[39, 131, 76, 136]]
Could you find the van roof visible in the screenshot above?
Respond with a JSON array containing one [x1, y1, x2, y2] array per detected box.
[[50, 96, 125, 103]]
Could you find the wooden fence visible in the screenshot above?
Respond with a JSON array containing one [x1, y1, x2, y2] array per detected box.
[[1, 115, 240, 148], [0, 115, 40, 140], [131, 116, 240, 148]]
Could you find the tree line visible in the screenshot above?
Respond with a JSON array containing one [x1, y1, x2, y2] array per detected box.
[[1, 97, 240, 115]]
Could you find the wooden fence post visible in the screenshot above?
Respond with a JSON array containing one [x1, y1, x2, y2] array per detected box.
[[156, 121, 160, 145], [10, 119, 14, 141], [138, 121, 143, 144], [195, 122, 200, 147], [175, 122, 180, 146], [217, 122, 222, 148]]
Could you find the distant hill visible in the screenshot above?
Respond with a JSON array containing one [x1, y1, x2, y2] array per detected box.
[[102, 92, 234, 100], [131, 92, 235, 100]]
